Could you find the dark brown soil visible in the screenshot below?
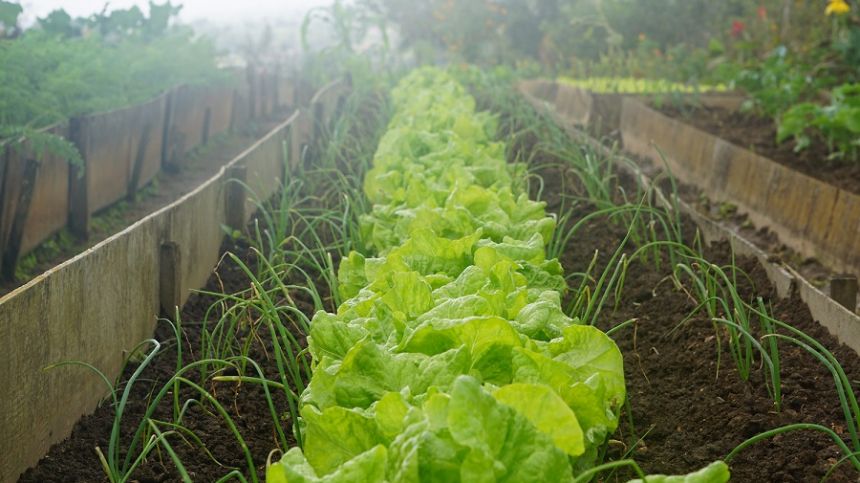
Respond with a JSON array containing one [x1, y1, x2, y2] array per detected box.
[[604, 242, 859, 482], [534, 155, 860, 481], [656, 105, 860, 196]]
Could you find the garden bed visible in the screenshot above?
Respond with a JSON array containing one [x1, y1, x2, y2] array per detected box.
[[0, 125, 281, 298], [11, 78, 368, 483], [518, 120, 860, 481], [517, 79, 743, 138], [619, 98, 860, 285], [551, 189, 858, 482], [655, 105, 860, 196], [23, 206, 860, 481], [519, 80, 860, 292], [0, 79, 355, 481], [16, 73, 860, 482], [18, 237, 326, 482]]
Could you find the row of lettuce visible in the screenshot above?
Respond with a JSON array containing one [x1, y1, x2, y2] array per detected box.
[[266, 68, 729, 482]]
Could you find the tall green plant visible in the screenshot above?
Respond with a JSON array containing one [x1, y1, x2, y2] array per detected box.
[[0, 3, 225, 161]]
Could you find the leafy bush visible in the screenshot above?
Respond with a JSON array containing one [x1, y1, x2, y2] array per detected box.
[[0, 0, 21, 36], [0, 31, 223, 128], [0, 2, 225, 161], [727, 47, 824, 119], [778, 83, 860, 160]]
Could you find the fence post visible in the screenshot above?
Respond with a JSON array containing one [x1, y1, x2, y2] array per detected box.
[[262, 69, 271, 118], [247, 66, 257, 121], [202, 107, 212, 146], [0, 145, 8, 276], [68, 117, 90, 240], [229, 88, 240, 133], [832, 275, 859, 312], [224, 165, 248, 232], [161, 89, 175, 172], [0, 157, 37, 281], [127, 121, 152, 201], [159, 242, 182, 317], [273, 65, 281, 111]]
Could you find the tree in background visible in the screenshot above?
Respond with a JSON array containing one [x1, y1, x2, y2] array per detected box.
[[358, 0, 856, 83], [0, 0, 22, 37]]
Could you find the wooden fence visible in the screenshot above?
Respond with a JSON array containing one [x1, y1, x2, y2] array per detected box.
[[0, 65, 296, 281]]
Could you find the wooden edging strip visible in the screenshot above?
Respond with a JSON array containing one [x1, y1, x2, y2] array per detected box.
[[0, 123, 72, 277], [520, 87, 860, 356]]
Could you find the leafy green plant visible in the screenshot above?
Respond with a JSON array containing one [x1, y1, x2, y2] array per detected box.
[[729, 46, 823, 119], [0, 0, 21, 36], [778, 82, 860, 160], [0, 3, 226, 162]]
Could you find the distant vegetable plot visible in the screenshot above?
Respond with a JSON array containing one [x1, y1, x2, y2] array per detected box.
[[0, 3, 225, 156]]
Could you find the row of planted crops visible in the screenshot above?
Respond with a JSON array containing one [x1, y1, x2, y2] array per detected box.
[[22, 64, 860, 482], [267, 67, 695, 481]]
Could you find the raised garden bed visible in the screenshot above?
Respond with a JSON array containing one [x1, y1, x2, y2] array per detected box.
[[533, 162, 860, 482], [18, 237, 321, 482], [620, 97, 860, 284], [0, 67, 293, 291], [0, 78, 352, 482], [498, 78, 860, 480], [655, 104, 860, 196], [519, 80, 860, 299]]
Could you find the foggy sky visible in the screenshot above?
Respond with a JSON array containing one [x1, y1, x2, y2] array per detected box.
[[18, 0, 329, 23]]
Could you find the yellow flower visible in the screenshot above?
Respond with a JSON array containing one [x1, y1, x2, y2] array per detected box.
[[826, 0, 851, 15]]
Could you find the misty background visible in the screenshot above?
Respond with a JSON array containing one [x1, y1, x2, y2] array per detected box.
[[18, 0, 329, 23], [16, 0, 333, 61]]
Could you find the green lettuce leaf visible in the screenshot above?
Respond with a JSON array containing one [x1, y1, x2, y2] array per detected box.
[[266, 445, 388, 483], [301, 405, 386, 476], [631, 461, 731, 483], [492, 383, 585, 457]]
